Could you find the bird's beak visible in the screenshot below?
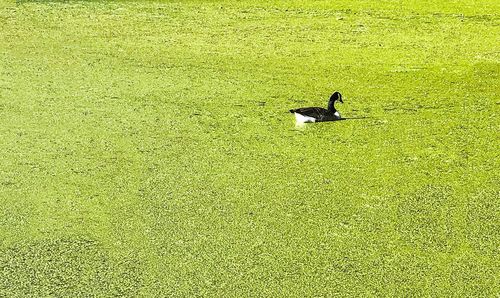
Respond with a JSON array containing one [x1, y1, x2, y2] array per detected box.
[[340, 99, 344, 104]]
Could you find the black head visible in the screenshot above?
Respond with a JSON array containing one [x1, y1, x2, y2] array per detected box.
[[328, 91, 343, 111], [330, 91, 343, 104]]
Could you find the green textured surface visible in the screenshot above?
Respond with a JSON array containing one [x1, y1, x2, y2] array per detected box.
[[0, 0, 499, 296]]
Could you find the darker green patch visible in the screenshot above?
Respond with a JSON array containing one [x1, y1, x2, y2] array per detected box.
[[396, 185, 458, 252], [465, 190, 499, 255], [0, 237, 143, 297], [450, 252, 498, 297]]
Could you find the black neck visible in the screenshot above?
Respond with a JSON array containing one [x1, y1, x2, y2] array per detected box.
[[328, 100, 337, 112]]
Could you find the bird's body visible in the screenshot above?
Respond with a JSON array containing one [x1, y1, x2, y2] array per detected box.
[[290, 107, 341, 123], [289, 92, 343, 123]]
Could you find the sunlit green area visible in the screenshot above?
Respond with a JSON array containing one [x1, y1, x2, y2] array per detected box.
[[0, 0, 498, 296]]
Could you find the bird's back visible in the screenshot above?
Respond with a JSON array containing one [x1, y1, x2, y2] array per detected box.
[[289, 107, 328, 119]]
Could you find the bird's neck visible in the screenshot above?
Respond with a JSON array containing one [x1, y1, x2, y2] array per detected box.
[[328, 100, 337, 112]]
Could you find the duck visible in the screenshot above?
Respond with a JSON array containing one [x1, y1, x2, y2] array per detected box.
[[289, 91, 344, 123]]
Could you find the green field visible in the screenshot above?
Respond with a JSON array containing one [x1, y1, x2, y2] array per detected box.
[[1, 0, 499, 296]]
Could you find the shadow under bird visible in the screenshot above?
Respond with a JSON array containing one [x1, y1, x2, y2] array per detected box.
[[290, 91, 344, 123]]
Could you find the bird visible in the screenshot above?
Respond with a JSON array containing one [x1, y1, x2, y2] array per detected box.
[[289, 91, 344, 123]]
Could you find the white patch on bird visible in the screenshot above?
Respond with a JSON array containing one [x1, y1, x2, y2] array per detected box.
[[334, 111, 341, 119], [294, 113, 316, 123]]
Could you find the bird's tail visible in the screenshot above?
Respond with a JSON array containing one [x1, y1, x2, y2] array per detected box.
[[289, 109, 296, 113]]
